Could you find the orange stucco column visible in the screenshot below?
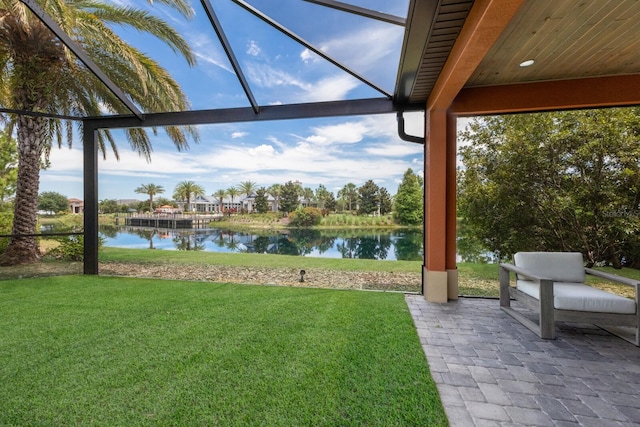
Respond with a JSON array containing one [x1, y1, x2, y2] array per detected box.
[[423, 109, 458, 302]]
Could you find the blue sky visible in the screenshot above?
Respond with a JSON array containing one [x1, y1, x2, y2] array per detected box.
[[39, 0, 428, 201]]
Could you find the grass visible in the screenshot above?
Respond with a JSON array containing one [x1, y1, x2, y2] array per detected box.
[[0, 276, 447, 426], [4, 246, 636, 298], [99, 247, 421, 273]]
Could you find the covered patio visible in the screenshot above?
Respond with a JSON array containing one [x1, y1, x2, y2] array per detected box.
[[407, 295, 640, 425], [4, 0, 640, 425]]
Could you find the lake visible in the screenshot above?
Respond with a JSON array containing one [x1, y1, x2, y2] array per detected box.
[[99, 226, 424, 261]]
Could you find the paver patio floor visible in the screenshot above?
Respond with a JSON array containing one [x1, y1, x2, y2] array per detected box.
[[405, 295, 640, 426]]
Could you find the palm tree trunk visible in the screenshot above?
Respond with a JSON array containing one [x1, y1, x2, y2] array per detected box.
[[0, 115, 46, 265]]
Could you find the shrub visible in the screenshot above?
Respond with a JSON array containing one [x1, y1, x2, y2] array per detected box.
[[48, 235, 103, 261], [288, 207, 323, 227], [0, 212, 13, 255]]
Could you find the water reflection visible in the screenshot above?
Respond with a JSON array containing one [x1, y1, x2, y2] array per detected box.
[[99, 226, 424, 261]]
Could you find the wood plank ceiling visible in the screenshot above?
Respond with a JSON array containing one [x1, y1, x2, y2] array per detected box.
[[402, 0, 640, 108], [467, 0, 640, 87]]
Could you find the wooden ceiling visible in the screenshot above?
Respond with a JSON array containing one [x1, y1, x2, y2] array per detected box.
[[467, 0, 640, 87], [400, 0, 640, 113]]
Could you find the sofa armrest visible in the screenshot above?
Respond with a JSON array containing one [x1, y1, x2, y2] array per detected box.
[[585, 268, 640, 289], [500, 263, 552, 282], [499, 263, 556, 339]]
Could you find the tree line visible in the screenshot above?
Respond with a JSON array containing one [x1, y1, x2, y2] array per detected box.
[[100, 169, 425, 226], [458, 107, 640, 268]]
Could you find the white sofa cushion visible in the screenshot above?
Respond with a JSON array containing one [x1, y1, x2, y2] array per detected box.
[[516, 280, 636, 314], [514, 252, 585, 283]]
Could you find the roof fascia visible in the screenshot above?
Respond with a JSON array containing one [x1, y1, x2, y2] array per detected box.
[[84, 98, 397, 130], [451, 75, 640, 116], [394, 0, 440, 104], [426, 0, 525, 111]]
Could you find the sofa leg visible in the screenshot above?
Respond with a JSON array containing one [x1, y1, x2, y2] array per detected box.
[[538, 279, 555, 339], [499, 266, 511, 308]]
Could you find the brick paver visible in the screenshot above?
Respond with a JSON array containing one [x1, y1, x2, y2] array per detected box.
[[405, 295, 640, 427]]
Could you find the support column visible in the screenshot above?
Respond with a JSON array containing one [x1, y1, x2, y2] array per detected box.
[[423, 109, 448, 302], [83, 123, 99, 275], [446, 112, 458, 300]]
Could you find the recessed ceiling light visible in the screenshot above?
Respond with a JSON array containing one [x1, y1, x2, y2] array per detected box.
[[519, 59, 535, 67]]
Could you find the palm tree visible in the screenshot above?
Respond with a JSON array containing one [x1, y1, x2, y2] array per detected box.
[[315, 184, 330, 210], [173, 181, 205, 212], [135, 183, 165, 212], [0, 1, 198, 265], [238, 181, 256, 212], [213, 189, 227, 214], [302, 187, 315, 207], [268, 184, 282, 213], [238, 181, 257, 198], [226, 186, 240, 213]]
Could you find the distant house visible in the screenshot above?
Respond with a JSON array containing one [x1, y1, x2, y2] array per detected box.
[[188, 194, 278, 213], [68, 198, 84, 214], [155, 205, 181, 214]]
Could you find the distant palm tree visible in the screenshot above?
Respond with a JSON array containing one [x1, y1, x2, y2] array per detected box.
[[135, 183, 165, 212], [213, 189, 227, 213], [302, 187, 315, 207], [238, 181, 256, 212], [173, 181, 205, 212], [315, 185, 330, 210], [268, 184, 282, 213], [238, 181, 257, 198], [0, 0, 198, 265], [226, 187, 240, 212]]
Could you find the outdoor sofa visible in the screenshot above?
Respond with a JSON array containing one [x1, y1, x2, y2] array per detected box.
[[499, 252, 639, 346]]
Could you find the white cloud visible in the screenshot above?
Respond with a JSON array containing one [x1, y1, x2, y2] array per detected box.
[[194, 51, 233, 74], [189, 32, 233, 73], [303, 74, 359, 102], [310, 24, 403, 72], [41, 112, 427, 199], [266, 136, 287, 150], [300, 48, 319, 63], [247, 40, 261, 56], [232, 131, 248, 139], [246, 63, 359, 102], [305, 122, 367, 145], [365, 143, 424, 157], [41, 174, 83, 183], [247, 64, 310, 90], [46, 147, 83, 172], [93, 148, 210, 178], [248, 144, 276, 157]]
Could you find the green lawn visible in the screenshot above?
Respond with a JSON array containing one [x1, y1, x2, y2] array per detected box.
[[0, 276, 447, 426], [99, 247, 421, 273]]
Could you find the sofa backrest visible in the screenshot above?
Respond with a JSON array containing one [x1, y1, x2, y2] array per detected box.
[[514, 252, 585, 283]]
